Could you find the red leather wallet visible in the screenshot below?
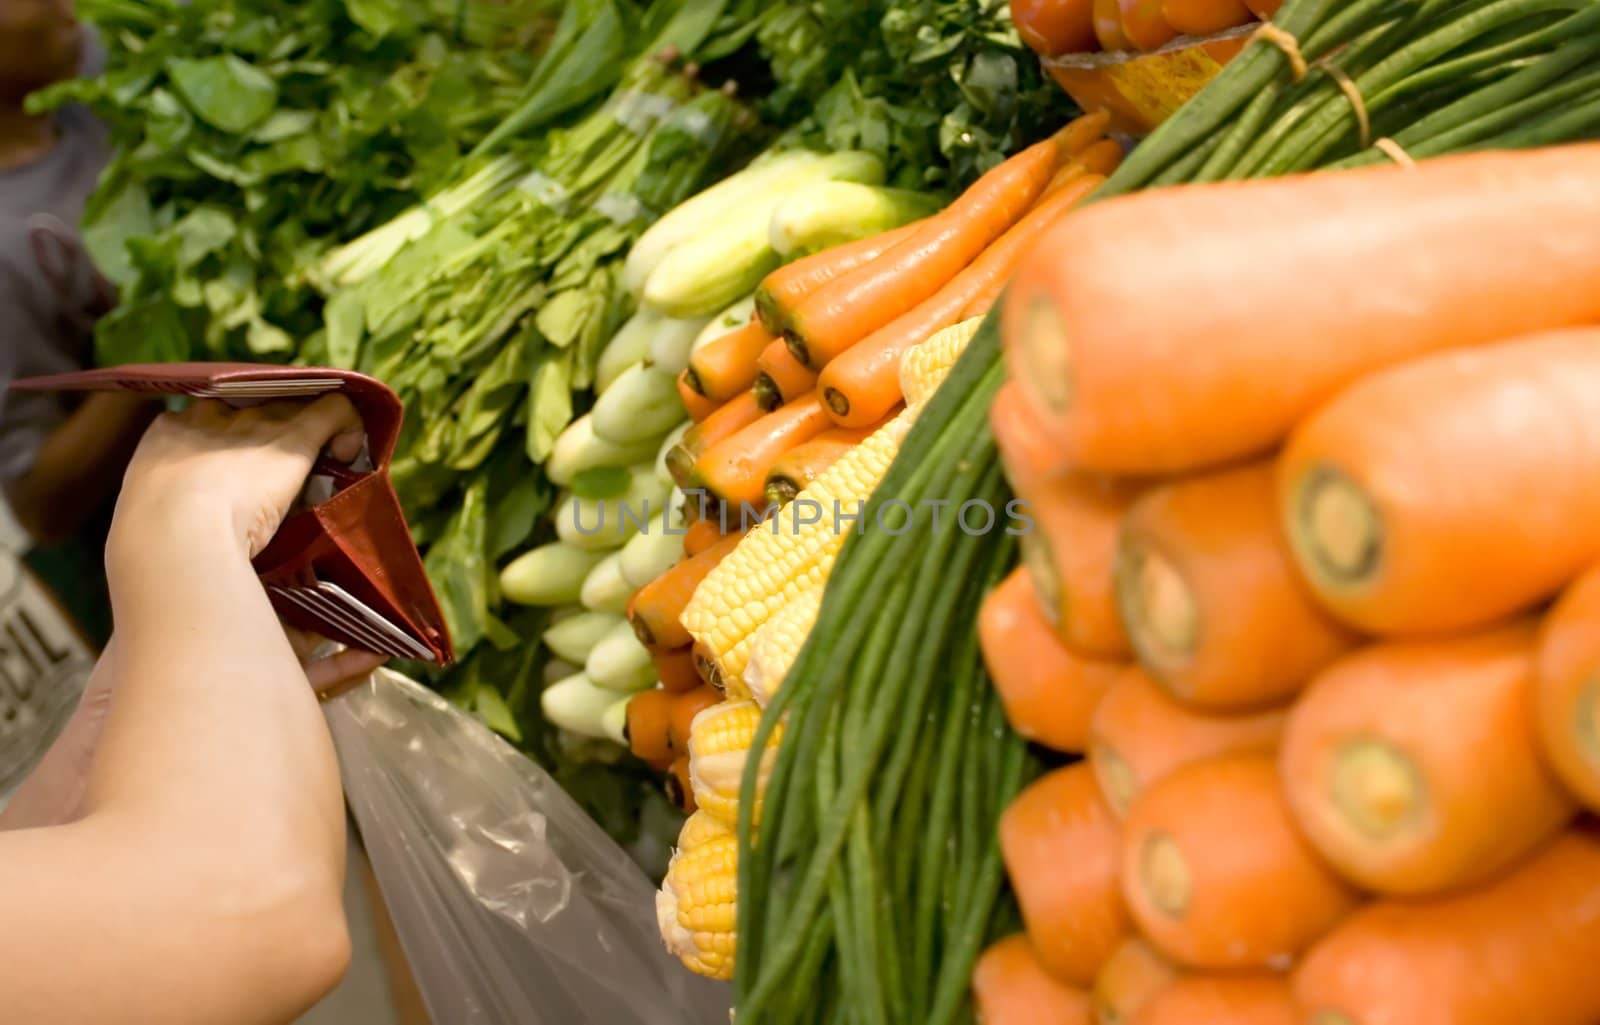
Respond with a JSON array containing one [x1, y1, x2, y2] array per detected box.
[[10, 363, 454, 665]]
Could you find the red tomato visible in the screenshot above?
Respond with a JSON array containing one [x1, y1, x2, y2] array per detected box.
[[1011, 0, 1100, 56]]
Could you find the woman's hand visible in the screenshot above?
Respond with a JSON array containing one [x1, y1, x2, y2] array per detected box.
[[111, 394, 366, 560]]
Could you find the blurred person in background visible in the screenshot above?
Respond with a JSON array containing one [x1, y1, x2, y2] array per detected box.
[[0, 394, 385, 1024], [2, 0, 157, 551]]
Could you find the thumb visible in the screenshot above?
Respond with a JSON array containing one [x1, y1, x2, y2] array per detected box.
[[287, 393, 364, 461]]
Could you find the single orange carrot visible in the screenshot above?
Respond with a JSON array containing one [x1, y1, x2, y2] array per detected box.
[[1094, 0, 1134, 49], [787, 131, 1071, 369], [754, 220, 926, 335], [818, 174, 1103, 428], [1003, 146, 1600, 476], [1001, 764, 1131, 986], [1119, 0, 1178, 50], [682, 516, 726, 558], [972, 934, 1095, 1025], [665, 392, 764, 487], [1129, 974, 1297, 1025], [1162, 0, 1253, 35], [1015, 471, 1142, 659], [665, 754, 697, 812], [684, 320, 773, 401], [1117, 462, 1358, 711], [1089, 666, 1286, 817], [691, 394, 833, 508], [762, 426, 875, 506], [626, 688, 675, 764], [991, 380, 1064, 495], [1281, 622, 1577, 896], [654, 646, 701, 694], [628, 534, 743, 650], [1122, 754, 1360, 969], [980, 566, 1124, 753], [1280, 329, 1600, 636], [753, 338, 819, 411], [1294, 829, 1600, 1025], [677, 369, 720, 422], [1092, 938, 1178, 1025], [1536, 565, 1600, 812], [667, 685, 721, 756]]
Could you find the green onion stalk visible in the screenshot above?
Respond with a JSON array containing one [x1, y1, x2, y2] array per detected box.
[[733, 1, 1600, 1022]]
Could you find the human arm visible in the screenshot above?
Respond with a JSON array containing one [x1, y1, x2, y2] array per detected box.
[[0, 396, 382, 1025]]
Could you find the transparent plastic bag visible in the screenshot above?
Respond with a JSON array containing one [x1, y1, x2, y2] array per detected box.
[[325, 668, 731, 1025]]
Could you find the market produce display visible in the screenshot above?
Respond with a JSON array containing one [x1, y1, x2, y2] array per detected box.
[[41, 0, 1600, 1019]]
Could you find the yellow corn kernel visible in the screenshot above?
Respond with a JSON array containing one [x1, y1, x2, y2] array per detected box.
[[900, 316, 983, 407], [677, 809, 733, 852], [688, 699, 783, 829], [657, 826, 739, 980], [744, 584, 823, 707], [681, 411, 913, 680]]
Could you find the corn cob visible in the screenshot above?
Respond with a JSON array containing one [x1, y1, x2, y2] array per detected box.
[[900, 316, 983, 408], [657, 814, 739, 980], [681, 410, 913, 681], [687, 699, 784, 829], [744, 583, 823, 707]]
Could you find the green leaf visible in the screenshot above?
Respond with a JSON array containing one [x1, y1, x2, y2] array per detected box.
[[324, 287, 366, 369], [570, 465, 630, 500], [166, 55, 279, 134], [94, 296, 192, 365], [344, 0, 421, 38], [488, 472, 549, 559], [80, 179, 154, 288], [473, 680, 522, 741], [525, 352, 573, 462], [251, 109, 318, 143], [172, 207, 236, 268]]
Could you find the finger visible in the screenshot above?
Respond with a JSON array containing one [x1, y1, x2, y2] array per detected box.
[[326, 429, 367, 464], [285, 394, 363, 460], [305, 647, 388, 693]]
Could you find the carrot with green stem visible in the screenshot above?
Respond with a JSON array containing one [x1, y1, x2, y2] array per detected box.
[[1130, 974, 1297, 1025], [1016, 471, 1142, 659], [691, 395, 833, 508], [1001, 764, 1131, 986], [1536, 566, 1600, 812], [754, 221, 925, 335], [1092, 938, 1178, 1025], [1280, 329, 1600, 636], [818, 174, 1104, 428], [972, 934, 1094, 1025], [1117, 462, 1358, 710], [1122, 754, 1359, 969], [1281, 622, 1577, 896], [980, 566, 1124, 753], [1294, 829, 1600, 1025], [683, 320, 773, 401], [763, 426, 877, 506], [628, 534, 743, 650], [1004, 145, 1600, 476], [786, 129, 1077, 370], [665, 392, 763, 487], [1089, 666, 1285, 817], [753, 338, 818, 411]]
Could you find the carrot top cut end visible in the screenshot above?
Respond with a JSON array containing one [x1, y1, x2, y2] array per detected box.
[[1117, 539, 1201, 666], [752, 373, 782, 411], [1329, 739, 1427, 843], [1292, 464, 1384, 587], [1093, 740, 1140, 817], [783, 329, 816, 371], [822, 386, 850, 419], [1139, 831, 1193, 918], [1010, 292, 1075, 414], [1019, 534, 1063, 628]]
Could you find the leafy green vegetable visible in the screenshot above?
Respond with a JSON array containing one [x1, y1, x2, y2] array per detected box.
[[31, 0, 561, 365]]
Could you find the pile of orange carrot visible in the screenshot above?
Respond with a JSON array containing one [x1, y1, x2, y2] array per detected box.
[[973, 144, 1600, 1025], [663, 109, 1121, 516]]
